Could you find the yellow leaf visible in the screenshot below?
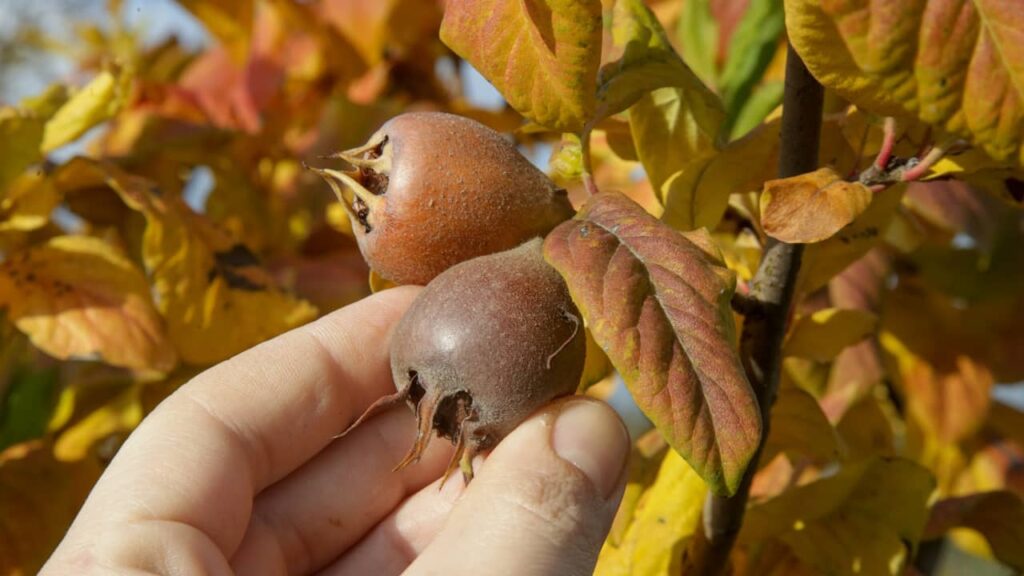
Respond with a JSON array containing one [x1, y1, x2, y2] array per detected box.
[[441, 0, 603, 132], [65, 159, 317, 365], [41, 70, 130, 153], [740, 457, 935, 576], [0, 111, 44, 195], [177, 0, 254, 62], [368, 269, 396, 293], [0, 171, 61, 233], [54, 385, 142, 462], [0, 235, 177, 375], [787, 0, 1024, 166], [762, 385, 842, 463], [785, 308, 878, 362], [0, 441, 102, 575], [761, 168, 873, 244], [595, 449, 707, 576]]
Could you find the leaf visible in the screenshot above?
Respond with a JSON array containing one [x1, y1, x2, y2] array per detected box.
[[786, 0, 1024, 165], [177, 0, 254, 62], [762, 385, 841, 463], [41, 70, 130, 153], [630, 84, 726, 228], [797, 183, 906, 294], [544, 191, 760, 495], [368, 269, 397, 294], [440, 0, 603, 132], [0, 171, 61, 233], [0, 441, 102, 576], [924, 491, 1024, 571], [54, 385, 143, 462], [675, 0, 719, 88], [761, 168, 874, 244], [0, 236, 177, 375], [64, 159, 318, 365], [595, 449, 707, 576], [595, 0, 718, 122], [717, 0, 785, 134], [784, 308, 878, 362], [740, 457, 935, 576], [0, 364, 59, 452], [0, 85, 68, 194]]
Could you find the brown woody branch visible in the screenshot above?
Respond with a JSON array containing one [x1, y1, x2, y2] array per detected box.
[[681, 45, 823, 576]]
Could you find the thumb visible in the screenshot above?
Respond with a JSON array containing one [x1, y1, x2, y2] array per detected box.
[[407, 397, 630, 576]]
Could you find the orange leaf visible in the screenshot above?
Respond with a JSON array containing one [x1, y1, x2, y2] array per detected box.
[[0, 236, 177, 376], [761, 168, 873, 244]]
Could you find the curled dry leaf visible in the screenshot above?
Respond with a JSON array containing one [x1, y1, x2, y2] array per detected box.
[[544, 191, 760, 495], [0, 236, 177, 376], [761, 167, 873, 244]]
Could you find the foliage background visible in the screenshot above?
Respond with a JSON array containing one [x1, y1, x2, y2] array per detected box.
[[1, 1, 1022, 575]]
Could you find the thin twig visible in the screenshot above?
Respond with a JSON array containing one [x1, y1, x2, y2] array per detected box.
[[681, 44, 822, 576]]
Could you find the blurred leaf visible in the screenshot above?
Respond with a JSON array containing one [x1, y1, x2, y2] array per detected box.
[[545, 192, 759, 495], [741, 457, 935, 576], [0, 441, 102, 575], [0, 235, 177, 375], [0, 85, 68, 194], [55, 384, 142, 462], [762, 385, 841, 464], [786, 0, 1024, 165], [595, 0, 716, 123], [835, 395, 897, 460], [675, 0, 718, 88], [797, 183, 905, 294], [717, 0, 784, 135], [41, 70, 130, 153], [59, 158, 317, 365], [441, 0, 602, 132], [728, 80, 783, 139], [579, 326, 613, 390], [607, 430, 669, 546], [0, 171, 61, 233], [761, 168, 873, 244], [924, 491, 1024, 571], [177, 0, 254, 62], [595, 449, 707, 576], [0, 364, 59, 452], [785, 308, 878, 362]]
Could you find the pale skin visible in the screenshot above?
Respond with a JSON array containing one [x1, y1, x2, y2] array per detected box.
[[42, 286, 630, 575]]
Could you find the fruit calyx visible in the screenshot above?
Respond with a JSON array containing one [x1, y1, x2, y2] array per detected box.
[[307, 133, 392, 232]]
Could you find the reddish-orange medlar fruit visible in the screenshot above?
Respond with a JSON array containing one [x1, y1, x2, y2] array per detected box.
[[341, 239, 585, 482], [309, 112, 574, 285]]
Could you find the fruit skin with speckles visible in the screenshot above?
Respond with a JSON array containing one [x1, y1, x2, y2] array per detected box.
[[341, 239, 585, 482], [310, 112, 574, 285]]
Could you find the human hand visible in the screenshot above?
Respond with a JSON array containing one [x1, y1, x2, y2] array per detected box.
[[42, 287, 629, 575]]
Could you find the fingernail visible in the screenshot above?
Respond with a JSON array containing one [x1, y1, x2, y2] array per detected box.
[[552, 398, 629, 498]]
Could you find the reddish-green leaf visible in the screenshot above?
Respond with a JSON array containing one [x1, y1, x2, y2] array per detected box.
[[924, 491, 1024, 571], [544, 192, 760, 495], [440, 0, 602, 132]]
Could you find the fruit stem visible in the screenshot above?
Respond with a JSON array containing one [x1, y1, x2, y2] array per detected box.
[[682, 44, 820, 576]]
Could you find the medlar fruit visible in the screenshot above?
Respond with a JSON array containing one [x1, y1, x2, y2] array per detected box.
[[341, 238, 585, 482], [309, 112, 574, 285]]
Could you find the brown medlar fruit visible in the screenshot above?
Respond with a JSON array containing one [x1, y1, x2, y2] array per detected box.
[[341, 238, 585, 482], [309, 112, 574, 285]]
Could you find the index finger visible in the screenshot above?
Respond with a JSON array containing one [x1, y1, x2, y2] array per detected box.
[[66, 286, 421, 556]]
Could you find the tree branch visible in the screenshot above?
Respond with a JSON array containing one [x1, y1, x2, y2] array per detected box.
[[681, 45, 823, 576]]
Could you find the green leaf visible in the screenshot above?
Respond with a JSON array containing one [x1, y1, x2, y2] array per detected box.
[[0, 365, 59, 452], [786, 0, 1024, 166], [440, 0, 602, 132], [595, 0, 715, 122], [924, 491, 1024, 571], [544, 192, 760, 495], [741, 457, 935, 575], [728, 80, 783, 139], [675, 0, 719, 88], [717, 0, 784, 135]]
